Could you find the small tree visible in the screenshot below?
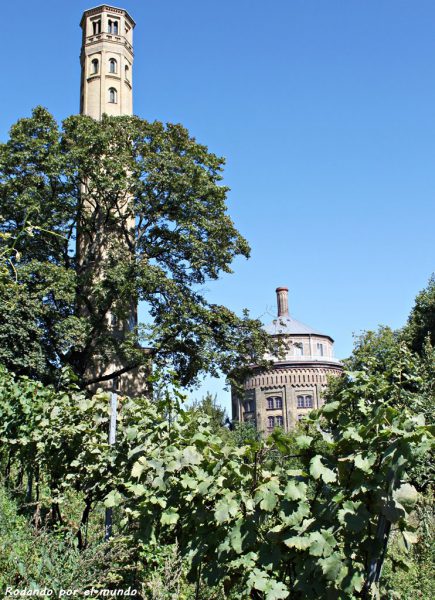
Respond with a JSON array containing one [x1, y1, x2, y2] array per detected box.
[[188, 392, 228, 433]]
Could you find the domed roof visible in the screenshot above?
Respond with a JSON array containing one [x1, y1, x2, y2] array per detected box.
[[264, 315, 328, 337]]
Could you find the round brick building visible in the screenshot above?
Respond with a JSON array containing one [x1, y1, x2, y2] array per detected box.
[[232, 287, 342, 434]]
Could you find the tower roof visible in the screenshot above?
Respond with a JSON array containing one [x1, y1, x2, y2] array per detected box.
[[264, 315, 332, 340], [81, 5, 136, 28]]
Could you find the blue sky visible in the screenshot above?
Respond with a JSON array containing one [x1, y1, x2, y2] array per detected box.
[[2, 1, 434, 411]]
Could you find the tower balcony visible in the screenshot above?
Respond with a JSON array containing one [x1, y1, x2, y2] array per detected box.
[[85, 33, 133, 54]]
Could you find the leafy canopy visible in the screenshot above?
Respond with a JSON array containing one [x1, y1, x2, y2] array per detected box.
[[0, 107, 270, 387]]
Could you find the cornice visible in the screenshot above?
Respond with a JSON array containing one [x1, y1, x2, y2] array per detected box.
[[81, 37, 134, 58], [248, 361, 343, 374], [271, 360, 343, 370]]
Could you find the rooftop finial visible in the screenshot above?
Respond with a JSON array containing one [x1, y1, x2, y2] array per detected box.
[[276, 287, 289, 317]]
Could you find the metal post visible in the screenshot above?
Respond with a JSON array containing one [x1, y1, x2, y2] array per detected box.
[[104, 390, 117, 541]]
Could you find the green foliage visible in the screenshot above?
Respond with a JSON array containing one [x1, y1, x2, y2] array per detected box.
[[380, 493, 435, 599], [402, 274, 435, 355], [336, 322, 434, 494], [345, 326, 401, 374], [1, 330, 431, 599], [139, 542, 230, 599], [116, 342, 431, 598], [231, 420, 262, 447], [0, 484, 130, 594], [187, 391, 228, 434], [0, 107, 270, 388]]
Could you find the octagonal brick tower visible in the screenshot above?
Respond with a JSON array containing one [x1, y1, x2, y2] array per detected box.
[[80, 5, 135, 119], [232, 287, 343, 435]]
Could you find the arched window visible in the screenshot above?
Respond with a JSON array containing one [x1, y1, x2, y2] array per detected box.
[[267, 416, 275, 430], [297, 395, 313, 408], [108, 19, 119, 34], [276, 416, 283, 428], [108, 87, 117, 103], [109, 58, 117, 74], [125, 65, 130, 81], [91, 58, 99, 74], [266, 395, 283, 410], [93, 20, 101, 35]]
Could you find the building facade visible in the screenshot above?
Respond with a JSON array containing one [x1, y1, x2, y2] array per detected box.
[[232, 287, 342, 434]]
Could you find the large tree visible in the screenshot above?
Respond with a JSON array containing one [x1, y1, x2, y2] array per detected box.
[[0, 107, 269, 389]]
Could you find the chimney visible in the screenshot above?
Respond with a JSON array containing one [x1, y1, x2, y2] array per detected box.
[[276, 287, 289, 317]]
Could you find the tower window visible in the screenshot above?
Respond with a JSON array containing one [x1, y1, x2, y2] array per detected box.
[[108, 19, 119, 34], [109, 58, 117, 74], [108, 87, 117, 103], [125, 65, 130, 81], [266, 395, 283, 410], [91, 58, 99, 74], [317, 342, 324, 356], [297, 395, 313, 408], [92, 20, 101, 35], [294, 343, 304, 356]]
